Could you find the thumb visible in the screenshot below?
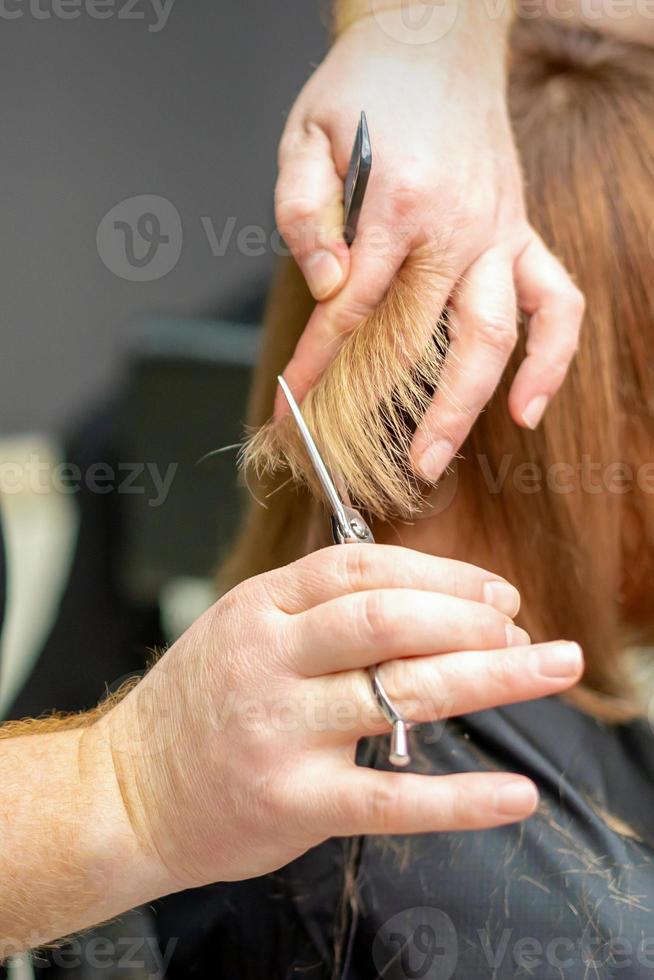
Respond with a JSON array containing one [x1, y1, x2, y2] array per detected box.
[[275, 123, 350, 301]]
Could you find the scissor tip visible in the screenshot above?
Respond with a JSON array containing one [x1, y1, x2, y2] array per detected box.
[[277, 375, 295, 409]]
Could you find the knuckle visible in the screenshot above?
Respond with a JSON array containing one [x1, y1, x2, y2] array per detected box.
[[386, 163, 430, 219], [216, 580, 251, 617], [525, 344, 575, 387], [336, 298, 376, 330], [447, 562, 469, 601], [349, 667, 375, 715], [338, 545, 373, 593], [380, 656, 422, 705], [475, 312, 518, 355], [243, 570, 282, 613], [275, 194, 318, 233], [358, 591, 394, 647], [455, 181, 495, 232], [551, 330, 579, 362], [288, 549, 320, 589], [365, 780, 404, 832], [545, 354, 573, 388], [277, 131, 296, 167], [256, 768, 296, 826], [563, 282, 586, 321], [277, 122, 315, 167], [331, 785, 363, 831], [443, 782, 474, 827]]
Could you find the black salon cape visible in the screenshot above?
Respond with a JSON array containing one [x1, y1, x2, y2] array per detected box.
[[156, 697, 654, 980]]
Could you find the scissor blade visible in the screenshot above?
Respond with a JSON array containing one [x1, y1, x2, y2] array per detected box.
[[276, 376, 349, 531]]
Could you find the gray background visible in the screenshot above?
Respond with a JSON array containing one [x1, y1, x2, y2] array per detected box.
[[0, 0, 328, 434]]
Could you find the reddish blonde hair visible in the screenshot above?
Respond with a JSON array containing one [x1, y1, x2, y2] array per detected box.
[[224, 19, 654, 714]]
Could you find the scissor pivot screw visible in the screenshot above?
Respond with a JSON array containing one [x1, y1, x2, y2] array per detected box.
[[350, 519, 369, 540], [276, 371, 412, 769]]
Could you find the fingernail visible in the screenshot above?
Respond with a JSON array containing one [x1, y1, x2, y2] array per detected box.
[[483, 581, 520, 618], [522, 394, 549, 430], [302, 250, 343, 300], [532, 642, 583, 679], [494, 779, 539, 817], [417, 439, 455, 483], [506, 624, 531, 647]]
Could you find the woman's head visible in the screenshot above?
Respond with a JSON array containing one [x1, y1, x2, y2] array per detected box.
[[226, 19, 654, 712]]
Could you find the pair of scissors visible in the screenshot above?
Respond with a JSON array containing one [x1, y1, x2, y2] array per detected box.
[[277, 375, 411, 768]]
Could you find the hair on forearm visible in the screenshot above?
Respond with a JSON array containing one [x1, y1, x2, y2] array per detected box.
[[0, 675, 143, 742]]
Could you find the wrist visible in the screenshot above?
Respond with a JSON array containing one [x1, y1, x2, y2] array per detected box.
[[78, 713, 175, 911]]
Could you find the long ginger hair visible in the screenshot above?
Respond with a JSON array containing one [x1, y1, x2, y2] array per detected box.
[[222, 19, 654, 715]]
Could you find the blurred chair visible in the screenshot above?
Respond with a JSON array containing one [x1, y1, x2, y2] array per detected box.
[[118, 314, 259, 623]]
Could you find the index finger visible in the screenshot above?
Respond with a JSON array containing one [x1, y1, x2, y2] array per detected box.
[[262, 544, 520, 618]]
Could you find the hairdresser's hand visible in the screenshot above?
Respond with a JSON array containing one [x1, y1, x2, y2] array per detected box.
[[274, 2, 584, 481], [92, 545, 582, 894]]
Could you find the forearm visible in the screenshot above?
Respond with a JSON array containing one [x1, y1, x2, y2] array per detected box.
[[0, 712, 165, 958], [333, 0, 515, 39]]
